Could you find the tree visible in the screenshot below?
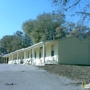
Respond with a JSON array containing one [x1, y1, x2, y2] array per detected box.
[[14, 30, 32, 48], [51, 0, 90, 22], [14, 30, 23, 40], [0, 30, 32, 54], [10, 36, 23, 52], [22, 34, 32, 48], [55, 26, 66, 38], [22, 12, 65, 44], [65, 22, 90, 37], [0, 46, 6, 55], [0, 35, 16, 53]]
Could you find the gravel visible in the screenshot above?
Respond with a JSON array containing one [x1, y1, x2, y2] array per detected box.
[[0, 64, 82, 90]]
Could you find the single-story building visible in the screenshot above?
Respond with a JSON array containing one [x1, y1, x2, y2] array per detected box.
[[3, 37, 90, 65]]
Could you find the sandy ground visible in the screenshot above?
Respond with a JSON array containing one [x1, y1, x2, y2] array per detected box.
[[0, 64, 83, 90]]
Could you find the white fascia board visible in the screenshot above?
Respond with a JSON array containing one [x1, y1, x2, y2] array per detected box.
[[3, 49, 23, 57], [2, 54, 10, 57], [3, 41, 43, 57], [25, 41, 43, 50], [14, 48, 25, 53]]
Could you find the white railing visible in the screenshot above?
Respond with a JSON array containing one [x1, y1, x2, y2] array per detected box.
[[8, 55, 58, 65]]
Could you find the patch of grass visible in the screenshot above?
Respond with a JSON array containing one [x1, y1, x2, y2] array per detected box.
[[38, 64, 90, 83]]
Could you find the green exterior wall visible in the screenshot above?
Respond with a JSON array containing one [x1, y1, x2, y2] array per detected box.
[[58, 37, 90, 65]]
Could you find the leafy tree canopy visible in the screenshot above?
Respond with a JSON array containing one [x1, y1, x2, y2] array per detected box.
[[0, 35, 18, 53], [0, 30, 32, 54], [22, 12, 66, 44]]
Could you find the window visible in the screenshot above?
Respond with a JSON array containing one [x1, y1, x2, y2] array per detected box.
[[51, 45, 54, 56], [39, 48, 42, 58], [51, 51, 54, 56], [27, 51, 29, 58], [40, 47, 42, 49], [35, 51, 36, 59], [51, 45, 54, 51], [39, 52, 41, 58], [45, 47, 46, 57]]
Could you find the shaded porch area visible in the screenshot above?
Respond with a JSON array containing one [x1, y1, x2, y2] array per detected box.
[[3, 40, 58, 65]]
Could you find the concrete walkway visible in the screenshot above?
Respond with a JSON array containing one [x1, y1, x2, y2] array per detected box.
[[0, 64, 82, 90]]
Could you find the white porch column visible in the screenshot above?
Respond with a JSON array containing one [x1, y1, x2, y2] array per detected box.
[[6, 57, 7, 64], [19, 53, 22, 60], [43, 42, 45, 65], [32, 48, 34, 65], [17, 52, 19, 64], [5, 57, 7, 64], [12, 54, 13, 60], [4, 57, 5, 64], [24, 51, 26, 59], [8, 55, 10, 63], [17, 53, 18, 60], [9, 55, 11, 61], [12, 54, 13, 63]]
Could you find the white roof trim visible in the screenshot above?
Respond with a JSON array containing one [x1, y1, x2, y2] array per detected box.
[[3, 41, 43, 57], [3, 39, 59, 57]]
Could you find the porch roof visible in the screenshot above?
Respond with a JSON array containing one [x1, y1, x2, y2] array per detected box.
[[2, 39, 58, 57], [3, 41, 43, 57]]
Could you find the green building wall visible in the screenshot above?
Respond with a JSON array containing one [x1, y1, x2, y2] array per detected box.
[[58, 37, 90, 65]]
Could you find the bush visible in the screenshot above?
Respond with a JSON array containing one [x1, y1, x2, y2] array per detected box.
[[20, 60, 24, 64]]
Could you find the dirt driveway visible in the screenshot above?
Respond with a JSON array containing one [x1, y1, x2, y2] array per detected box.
[[0, 64, 82, 90]]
